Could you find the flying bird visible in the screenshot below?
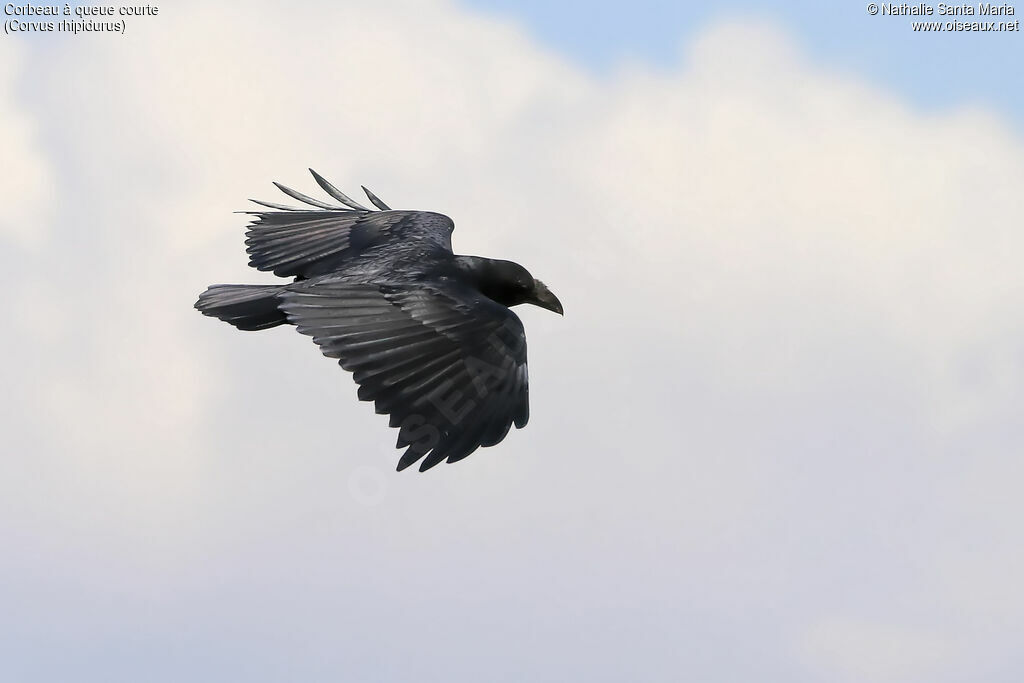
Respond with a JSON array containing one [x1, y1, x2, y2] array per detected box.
[[195, 170, 562, 472]]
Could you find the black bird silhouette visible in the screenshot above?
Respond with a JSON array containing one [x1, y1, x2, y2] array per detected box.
[[196, 170, 562, 472]]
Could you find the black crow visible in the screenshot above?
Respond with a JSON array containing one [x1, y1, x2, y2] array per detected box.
[[196, 170, 562, 472]]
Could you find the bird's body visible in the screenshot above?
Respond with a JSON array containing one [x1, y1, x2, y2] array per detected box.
[[196, 171, 561, 472]]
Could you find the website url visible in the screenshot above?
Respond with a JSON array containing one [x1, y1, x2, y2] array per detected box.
[[912, 18, 1021, 29]]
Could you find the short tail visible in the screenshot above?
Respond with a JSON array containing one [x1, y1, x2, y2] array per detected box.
[[195, 284, 288, 330]]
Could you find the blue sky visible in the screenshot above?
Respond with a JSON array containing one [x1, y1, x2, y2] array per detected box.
[[465, 0, 1024, 129]]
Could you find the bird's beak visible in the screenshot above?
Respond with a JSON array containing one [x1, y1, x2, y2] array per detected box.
[[530, 279, 563, 315]]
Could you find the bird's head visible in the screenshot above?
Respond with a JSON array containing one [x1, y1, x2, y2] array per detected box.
[[466, 258, 563, 315]]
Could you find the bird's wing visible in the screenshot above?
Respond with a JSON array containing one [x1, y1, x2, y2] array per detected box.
[[243, 170, 454, 279], [279, 280, 530, 471]]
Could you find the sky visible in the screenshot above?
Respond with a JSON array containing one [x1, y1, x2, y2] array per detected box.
[[466, 0, 1024, 128], [1, 1, 1022, 681]]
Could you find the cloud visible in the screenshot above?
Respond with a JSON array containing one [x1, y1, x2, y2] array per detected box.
[[0, 39, 53, 247], [797, 618, 953, 682], [1, 3, 1022, 681]]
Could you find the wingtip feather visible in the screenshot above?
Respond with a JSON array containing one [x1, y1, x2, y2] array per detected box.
[[361, 185, 392, 211], [308, 169, 371, 211]]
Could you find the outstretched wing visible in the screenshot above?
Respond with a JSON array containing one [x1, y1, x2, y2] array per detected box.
[[244, 170, 454, 279], [279, 280, 530, 472]]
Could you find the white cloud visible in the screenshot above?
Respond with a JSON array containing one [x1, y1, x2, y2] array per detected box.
[[1, 3, 1022, 682], [797, 618, 954, 682], [0, 39, 53, 247]]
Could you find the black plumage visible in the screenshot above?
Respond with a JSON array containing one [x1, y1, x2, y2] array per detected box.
[[196, 170, 562, 472]]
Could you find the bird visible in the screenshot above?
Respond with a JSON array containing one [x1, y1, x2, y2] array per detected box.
[[195, 169, 562, 472]]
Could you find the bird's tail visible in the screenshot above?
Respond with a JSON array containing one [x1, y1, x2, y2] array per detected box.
[[195, 284, 288, 330]]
